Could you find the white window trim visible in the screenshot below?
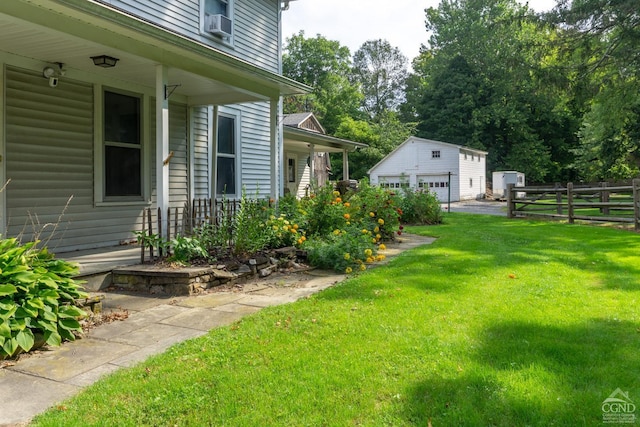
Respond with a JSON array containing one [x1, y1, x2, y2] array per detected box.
[[287, 154, 297, 183], [94, 85, 150, 206], [199, 0, 234, 46], [212, 107, 241, 200]]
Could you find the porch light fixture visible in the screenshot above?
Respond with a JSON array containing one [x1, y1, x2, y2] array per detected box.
[[91, 55, 119, 68]]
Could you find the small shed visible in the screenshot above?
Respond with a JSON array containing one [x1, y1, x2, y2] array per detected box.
[[492, 171, 525, 199]]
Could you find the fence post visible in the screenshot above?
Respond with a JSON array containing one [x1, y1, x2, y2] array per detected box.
[[147, 207, 154, 261], [140, 209, 146, 264], [600, 182, 610, 215], [555, 182, 563, 215], [633, 178, 640, 233], [567, 182, 574, 224], [507, 183, 514, 218], [157, 207, 163, 257]]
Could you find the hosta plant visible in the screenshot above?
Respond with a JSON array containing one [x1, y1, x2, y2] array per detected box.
[[0, 238, 88, 359]]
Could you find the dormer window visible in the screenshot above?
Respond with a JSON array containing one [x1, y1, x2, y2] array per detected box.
[[201, 0, 233, 41]]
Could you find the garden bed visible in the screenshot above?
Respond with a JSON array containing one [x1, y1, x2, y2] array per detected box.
[[111, 247, 306, 295]]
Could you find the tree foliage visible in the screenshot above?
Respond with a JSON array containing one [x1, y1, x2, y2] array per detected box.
[[282, 31, 363, 133], [351, 39, 408, 120]]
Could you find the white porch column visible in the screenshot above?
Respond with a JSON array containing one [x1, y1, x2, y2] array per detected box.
[[270, 98, 281, 199], [342, 148, 350, 181], [156, 65, 169, 237]]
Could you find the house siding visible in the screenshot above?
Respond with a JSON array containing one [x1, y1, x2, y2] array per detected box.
[[192, 106, 211, 199], [236, 102, 272, 198], [4, 66, 193, 252], [5, 66, 143, 252], [97, 0, 279, 72]]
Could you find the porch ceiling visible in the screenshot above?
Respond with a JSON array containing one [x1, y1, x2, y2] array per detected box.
[[284, 127, 368, 153], [0, 1, 311, 105]]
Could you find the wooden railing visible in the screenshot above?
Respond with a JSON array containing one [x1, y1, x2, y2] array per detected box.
[[507, 180, 640, 232]]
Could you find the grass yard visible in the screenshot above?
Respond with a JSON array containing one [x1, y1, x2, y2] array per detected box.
[[33, 214, 640, 426]]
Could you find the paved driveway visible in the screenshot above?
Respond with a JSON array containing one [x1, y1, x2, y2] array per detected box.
[[443, 200, 507, 216]]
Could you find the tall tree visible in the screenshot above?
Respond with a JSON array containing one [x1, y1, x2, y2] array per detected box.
[[405, 0, 578, 182], [351, 39, 408, 120], [282, 31, 364, 133], [551, 0, 640, 180]]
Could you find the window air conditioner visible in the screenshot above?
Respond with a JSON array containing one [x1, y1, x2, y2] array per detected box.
[[206, 14, 232, 37]]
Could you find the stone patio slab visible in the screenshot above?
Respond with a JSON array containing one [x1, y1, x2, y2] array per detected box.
[[160, 307, 248, 331], [235, 293, 298, 308], [176, 292, 244, 308], [89, 304, 191, 340], [109, 329, 207, 368], [211, 303, 262, 315], [107, 323, 193, 347], [10, 338, 138, 382], [0, 370, 79, 425]]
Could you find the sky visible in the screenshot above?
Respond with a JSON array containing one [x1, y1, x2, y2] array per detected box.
[[282, 0, 558, 63]]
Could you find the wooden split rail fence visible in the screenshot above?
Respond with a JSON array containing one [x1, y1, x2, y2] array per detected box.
[[507, 179, 640, 232]]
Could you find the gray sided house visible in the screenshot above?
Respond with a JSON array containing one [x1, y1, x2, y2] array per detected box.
[[282, 113, 366, 198], [369, 137, 488, 202], [0, 0, 310, 253]]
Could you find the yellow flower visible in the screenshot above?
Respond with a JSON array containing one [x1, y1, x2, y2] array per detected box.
[[283, 225, 290, 231], [362, 229, 369, 234], [335, 197, 342, 203], [364, 249, 373, 257], [345, 267, 353, 274], [344, 253, 351, 260], [333, 229, 340, 235], [376, 234, 382, 240], [333, 190, 341, 196], [297, 238, 303, 245], [293, 224, 299, 230], [359, 264, 366, 271], [379, 244, 387, 250], [372, 238, 377, 243], [343, 213, 351, 220], [369, 212, 375, 217], [366, 257, 374, 263], [374, 226, 380, 233], [378, 218, 385, 225], [344, 202, 350, 207], [376, 255, 386, 261], [300, 236, 306, 242]]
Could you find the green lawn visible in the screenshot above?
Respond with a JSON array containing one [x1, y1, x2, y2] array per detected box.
[[33, 214, 640, 426]]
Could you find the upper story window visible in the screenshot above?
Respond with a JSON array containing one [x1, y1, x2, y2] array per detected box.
[[432, 150, 441, 159], [201, 0, 233, 41]]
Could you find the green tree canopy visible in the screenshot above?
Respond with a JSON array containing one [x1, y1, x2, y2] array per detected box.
[[351, 39, 408, 120], [282, 31, 364, 134]]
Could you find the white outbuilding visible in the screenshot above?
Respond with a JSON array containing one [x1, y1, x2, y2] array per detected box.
[[368, 137, 488, 202], [492, 171, 525, 199]]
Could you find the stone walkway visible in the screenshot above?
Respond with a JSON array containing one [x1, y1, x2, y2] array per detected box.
[[0, 234, 434, 427]]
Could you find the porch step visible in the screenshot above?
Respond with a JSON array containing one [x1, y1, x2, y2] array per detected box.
[[111, 261, 263, 296]]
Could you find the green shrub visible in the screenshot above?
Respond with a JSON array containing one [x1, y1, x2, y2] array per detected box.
[[303, 224, 382, 274], [0, 238, 87, 359], [232, 190, 273, 256], [169, 236, 209, 263], [299, 184, 349, 237], [398, 187, 443, 225], [347, 180, 401, 240]]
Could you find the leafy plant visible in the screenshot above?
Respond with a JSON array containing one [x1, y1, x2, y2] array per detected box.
[[0, 238, 87, 359], [169, 236, 209, 264], [232, 189, 272, 256], [398, 186, 443, 225]]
